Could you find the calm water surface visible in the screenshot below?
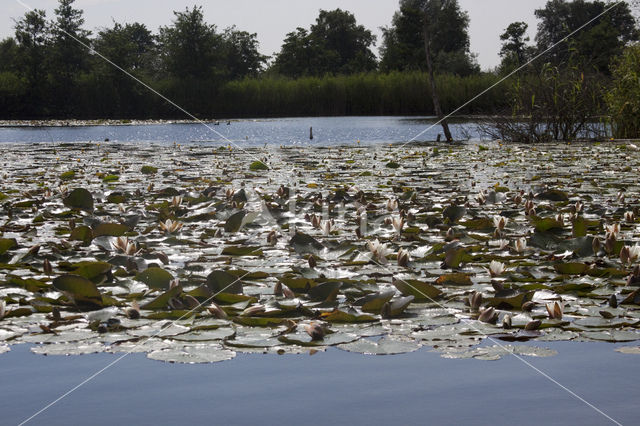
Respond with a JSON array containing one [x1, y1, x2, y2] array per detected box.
[[1, 342, 637, 425], [0, 116, 482, 146]]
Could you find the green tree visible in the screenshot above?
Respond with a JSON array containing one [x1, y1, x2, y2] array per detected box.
[[380, 0, 478, 76], [499, 22, 532, 73], [90, 22, 156, 116], [158, 6, 224, 80], [0, 38, 19, 73], [14, 9, 49, 115], [273, 9, 377, 77], [607, 43, 640, 138], [535, 0, 639, 73], [222, 27, 268, 79], [50, 0, 91, 115]]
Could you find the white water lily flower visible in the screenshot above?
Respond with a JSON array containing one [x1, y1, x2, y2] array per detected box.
[[171, 195, 183, 208], [392, 216, 404, 235], [367, 239, 391, 264], [386, 198, 399, 212], [111, 236, 140, 256], [320, 220, 333, 236], [489, 260, 506, 277], [493, 216, 508, 231], [629, 245, 640, 263], [397, 248, 410, 267], [606, 223, 620, 238], [515, 237, 527, 253], [159, 219, 183, 234], [625, 211, 635, 223]]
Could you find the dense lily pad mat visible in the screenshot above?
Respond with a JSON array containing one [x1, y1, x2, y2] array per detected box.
[[0, 140, 639, 363]]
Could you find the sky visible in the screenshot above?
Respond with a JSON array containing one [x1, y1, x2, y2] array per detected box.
[[2, 0, 551, 70]]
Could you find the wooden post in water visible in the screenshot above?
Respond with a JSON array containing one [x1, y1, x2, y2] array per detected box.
[[310, 127, 313, 140], [423, 7, 453, 142]]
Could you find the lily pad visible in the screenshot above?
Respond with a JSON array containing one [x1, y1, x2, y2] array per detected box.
[[52, 274, 104, 308], [135, 267, 174, 290], [63, 188, 94, 211]]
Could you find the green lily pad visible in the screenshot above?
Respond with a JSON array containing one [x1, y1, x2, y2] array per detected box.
[[94, 223, 130, 237], [63, 188, 94, 211], [249, 161, 268, 171], [393, 279, 442, 300], [0, 238, 17, 256], [135, 267, 174, 290], [435, 273, 473, 286], [52, 274, 104, 308], [338, 335, 422, 355], [69, 226, 93, 245], [206, 270, 243, 294], [147, 344, 236, 364]]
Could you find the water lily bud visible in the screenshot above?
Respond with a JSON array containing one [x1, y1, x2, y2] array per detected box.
[[0, 299, 5, 319], [43, 258, 52, 276], [470, 291, 483, 311], [305, 322, 325, 340], [502, 314, 512, 329], [625, 211, 635, 223], [282, 284, 295, 299], [546, 301, 563, 320], [182, 295, 200, 310], [521, 301, 535, 311], [620, 246, 631, 265], [478, 307, 497, 324], [241, 305, 265, 317], [609, 294, 618, 308], [524, 319, 541, 330], [445, 227, 455, 241], [599, 310, 614, 319], [397, 248, 410, 267], [267, 230, 278, 246], [51, 306, 61, 321], [308, 255, 317, 268], [207, 302, 228, 319], [592, 237, 601, 256], [605, 233, 616, 255]]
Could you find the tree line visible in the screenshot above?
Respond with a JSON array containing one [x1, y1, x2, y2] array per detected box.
[[0, 0, 639, 135]]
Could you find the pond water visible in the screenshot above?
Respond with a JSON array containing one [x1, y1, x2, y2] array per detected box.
[[0, 119, 638, 425], [2, 341, 637, 425], [0, 116, 482, 146]]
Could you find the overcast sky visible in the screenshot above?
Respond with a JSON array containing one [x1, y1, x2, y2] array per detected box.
[[3, 0, 551, 70]]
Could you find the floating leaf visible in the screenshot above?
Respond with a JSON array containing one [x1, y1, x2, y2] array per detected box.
[[321, 310, 376, 323], [308, 281, 342, 302], [381, 296, 414, 318], [147, 344, 236, 364], [435, 273, 473, 286], [338, 336, 422, 355], [141, 165, 158, 174], [393, 279, 442, 300], [221, 245, 263, 256], [437, 344, 557, 361], [442, 205, 466, 223], [354, 290, 396, 313], [52, 274, 103, 308], [141, 285, 182, 310], [135, 267, 174, 290], [290, 231, 324, 254], [224, 211, 246, 233], [206, 270, 243, 294], [554, 263, 589, 275], [530, 216, 564, 232], [63, 188, 94, 211], [69, 226, 93, 245], [249, 161, 268, 171], [94, 223, 129, 237], [0, 238, 17, 256]]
